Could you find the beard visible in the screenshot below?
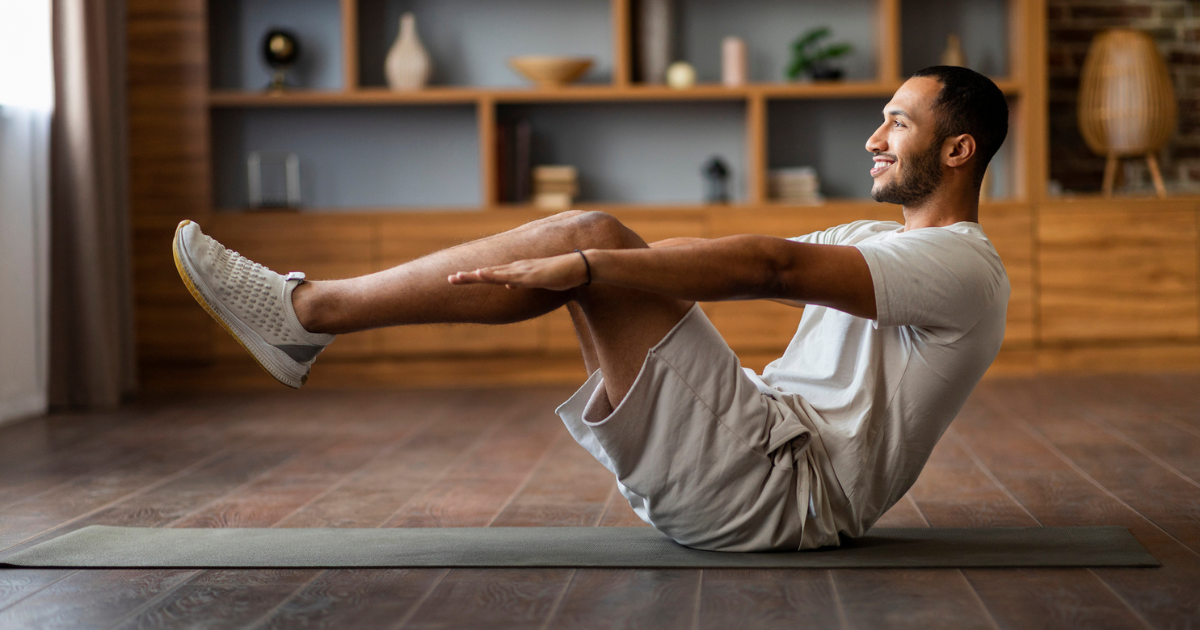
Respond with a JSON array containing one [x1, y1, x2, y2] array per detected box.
[[870, 139, 943, 206]]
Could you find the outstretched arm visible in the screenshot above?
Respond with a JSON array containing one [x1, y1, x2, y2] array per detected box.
[[450, 234, 876, 320]]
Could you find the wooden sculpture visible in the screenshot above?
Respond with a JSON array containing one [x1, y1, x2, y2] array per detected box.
[[1078, 29, 1177, 197]]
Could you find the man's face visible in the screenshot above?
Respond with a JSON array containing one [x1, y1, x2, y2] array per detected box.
[[866, 77, 945, 206]]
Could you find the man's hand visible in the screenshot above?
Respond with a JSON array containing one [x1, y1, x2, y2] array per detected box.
[[448, 252, 588, 291]]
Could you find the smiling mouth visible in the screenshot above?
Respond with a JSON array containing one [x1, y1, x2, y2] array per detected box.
[[871, 155, 896, 177]]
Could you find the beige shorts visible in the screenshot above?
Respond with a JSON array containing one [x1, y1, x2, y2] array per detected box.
[[556, 304, 824, 551]]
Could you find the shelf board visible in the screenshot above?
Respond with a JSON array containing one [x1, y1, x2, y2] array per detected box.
[[209, 79, 1022, 108], [209, 87, 481, 107]]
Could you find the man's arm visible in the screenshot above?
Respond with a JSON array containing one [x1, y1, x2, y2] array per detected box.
[[650, 237, 807, 308], [450, 234, 876, 320]]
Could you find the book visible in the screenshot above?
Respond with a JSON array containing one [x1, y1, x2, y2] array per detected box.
[[513, 120, 532, 203]]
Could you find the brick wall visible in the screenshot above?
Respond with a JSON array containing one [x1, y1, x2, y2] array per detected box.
[[1048, 0, 1200, 193]]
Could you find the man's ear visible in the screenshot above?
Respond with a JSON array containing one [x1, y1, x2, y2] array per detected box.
[[944, 133, 977, 169]]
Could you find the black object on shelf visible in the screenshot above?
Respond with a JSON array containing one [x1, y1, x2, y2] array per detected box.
[[703, 156, 730, 204], [262, 29, 300, 92], [513, 120, 532, 204]]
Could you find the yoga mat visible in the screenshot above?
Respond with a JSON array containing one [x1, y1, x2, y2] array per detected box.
[[0, 526, 1157, 569]]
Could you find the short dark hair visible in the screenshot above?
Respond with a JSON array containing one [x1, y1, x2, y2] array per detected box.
[[911, 66, 1008, 185]]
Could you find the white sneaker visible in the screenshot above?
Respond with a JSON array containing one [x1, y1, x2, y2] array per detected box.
[[172, 220, 335, 388]]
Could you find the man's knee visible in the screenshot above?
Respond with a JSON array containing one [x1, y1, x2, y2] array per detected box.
[[556, 211, 643, 251]]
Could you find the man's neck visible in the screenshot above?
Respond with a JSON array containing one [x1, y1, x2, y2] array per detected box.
[[900, 190, 979, 231]]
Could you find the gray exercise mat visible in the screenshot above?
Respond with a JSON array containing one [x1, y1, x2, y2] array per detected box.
[[0, 526, 1157, 569]]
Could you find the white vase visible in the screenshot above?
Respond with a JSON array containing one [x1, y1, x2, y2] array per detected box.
[[385, 13, 431, 90]]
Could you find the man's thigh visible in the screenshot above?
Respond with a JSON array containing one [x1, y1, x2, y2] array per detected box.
[[567, 287, 693, 407]]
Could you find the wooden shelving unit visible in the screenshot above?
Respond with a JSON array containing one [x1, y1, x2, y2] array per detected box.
[[205, 0, 1031, 212]]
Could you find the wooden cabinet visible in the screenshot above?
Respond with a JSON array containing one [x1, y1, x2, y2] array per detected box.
[[980, 203, 1035, 346], [1038, 200, 1200, 343]]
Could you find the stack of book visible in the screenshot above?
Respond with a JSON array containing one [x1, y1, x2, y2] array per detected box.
[[769, 167, 823, 204], [532, 165, 578, 211]]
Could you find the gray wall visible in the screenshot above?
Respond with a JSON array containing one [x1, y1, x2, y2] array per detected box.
[[677, 0, 878, 83], [212, 106, 480, 209], [901, 0, 1009, 77], [210, 0, 345, 91], [358, 0, 613, 87], [501, 102, 745, 204]]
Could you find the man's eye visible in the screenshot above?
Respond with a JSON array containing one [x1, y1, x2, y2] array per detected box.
[[894, 120, 905, 128]]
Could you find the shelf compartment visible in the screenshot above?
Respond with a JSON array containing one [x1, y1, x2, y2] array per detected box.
[[209, 0, 346, 91], [767, 93, 1019, 203], [767, 98, 891, 201], [497, 101, 745, 205], [900, 0, 1010, 78], [211, 105, 480, 211], [671, 0, 882, 84], [356, 0, 613, 89]]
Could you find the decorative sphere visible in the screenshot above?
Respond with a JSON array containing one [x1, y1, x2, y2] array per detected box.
[[262, 29, 300, 68], [666, 62, 696, 89]]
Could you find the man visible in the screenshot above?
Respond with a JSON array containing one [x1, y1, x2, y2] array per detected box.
[[172, 66, 1010, 552]]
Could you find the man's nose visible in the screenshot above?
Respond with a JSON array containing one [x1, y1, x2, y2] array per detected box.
[[868, 129, 888, 152], [865, 125, 887, 153]]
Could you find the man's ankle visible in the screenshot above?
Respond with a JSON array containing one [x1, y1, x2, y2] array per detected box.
[[291, 282, 325, 334]]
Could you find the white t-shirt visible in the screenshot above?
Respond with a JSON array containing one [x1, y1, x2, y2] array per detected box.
[[745, 219, 1009, 545]]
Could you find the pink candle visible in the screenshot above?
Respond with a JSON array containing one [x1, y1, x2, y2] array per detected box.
[[723, 37, 747, 87]]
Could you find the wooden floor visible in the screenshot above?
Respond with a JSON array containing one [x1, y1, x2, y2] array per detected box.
[[0, 375, 1198, 629]]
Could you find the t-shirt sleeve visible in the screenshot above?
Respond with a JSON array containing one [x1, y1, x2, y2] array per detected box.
[[787, 230, 828, 245], [854, 231, 1005, 339], [782, 219, 868, 244]]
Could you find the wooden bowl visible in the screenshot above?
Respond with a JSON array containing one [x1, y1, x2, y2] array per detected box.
[[508, 56, 594, 88]]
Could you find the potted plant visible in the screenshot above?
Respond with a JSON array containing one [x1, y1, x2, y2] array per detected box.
[[786, 27, 853, 82]]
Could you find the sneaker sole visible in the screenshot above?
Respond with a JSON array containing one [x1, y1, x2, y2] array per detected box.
[[172, 220, 308, 388]]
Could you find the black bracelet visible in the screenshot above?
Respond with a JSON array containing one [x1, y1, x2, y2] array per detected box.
[[574, 249, 592, 286]]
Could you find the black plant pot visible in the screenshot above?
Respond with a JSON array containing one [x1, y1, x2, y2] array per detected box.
[[808, 63, 844, 81]]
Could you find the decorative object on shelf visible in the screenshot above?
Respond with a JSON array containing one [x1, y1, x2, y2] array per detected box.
[[261, 29, 300, 93], [637, 0, 674, 84], [247, 151, 301, 210], [385, 12, 432, 91], [786, 27, 852, 82], [1078, 29, 1177, 198], [941, 34, 967, 67], [769, 167, 823, 204], [703, 157, 731, 204], [532, 165, 578, 210], [497, 119, 533, 203], [508, 56, 594, 88], [666, 61, 696, 89], [722, 37, 747, 87]]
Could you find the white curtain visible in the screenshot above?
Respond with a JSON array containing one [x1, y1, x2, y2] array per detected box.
[[0, 0, 54, 424]]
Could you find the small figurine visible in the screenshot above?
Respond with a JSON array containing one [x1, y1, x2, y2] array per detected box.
[[703, 156, 731, 204], [262, 29, 300, 92]]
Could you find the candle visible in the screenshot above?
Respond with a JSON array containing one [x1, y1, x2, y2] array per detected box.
[[723, 37, 747, 87]]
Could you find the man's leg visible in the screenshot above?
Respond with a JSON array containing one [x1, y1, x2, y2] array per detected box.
[[291, 211, 691, 405]]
